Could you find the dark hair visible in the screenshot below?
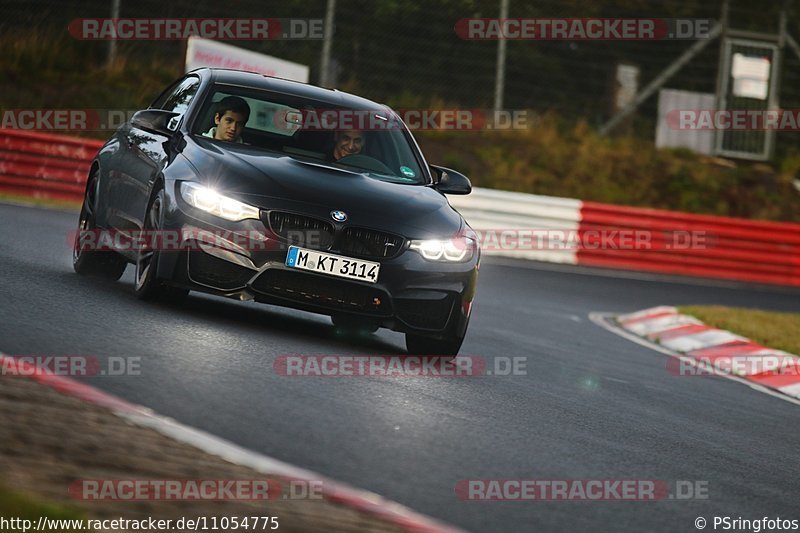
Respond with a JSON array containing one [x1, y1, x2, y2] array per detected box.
[[215, 96, 251, 121]]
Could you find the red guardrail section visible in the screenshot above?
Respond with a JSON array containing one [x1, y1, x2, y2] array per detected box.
[[1, 129, 799, 287], [0, 129, 102, 202], [578, 202, 800, 287]]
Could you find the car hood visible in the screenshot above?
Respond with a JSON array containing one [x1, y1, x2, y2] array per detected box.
[[183, 137, 464, 238]]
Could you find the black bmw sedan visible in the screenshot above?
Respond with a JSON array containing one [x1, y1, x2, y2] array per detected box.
[[73, 68, 479, 355]]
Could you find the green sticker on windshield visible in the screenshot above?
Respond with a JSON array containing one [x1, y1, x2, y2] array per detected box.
[[400, 166, 416, 178]]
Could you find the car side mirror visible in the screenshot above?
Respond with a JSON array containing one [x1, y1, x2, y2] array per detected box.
[[131, 109, 181, 137], [430, 165, 472, 195]]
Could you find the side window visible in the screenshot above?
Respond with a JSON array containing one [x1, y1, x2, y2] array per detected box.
[[154, 77, 201, 114], [149, 80, 180, 110]]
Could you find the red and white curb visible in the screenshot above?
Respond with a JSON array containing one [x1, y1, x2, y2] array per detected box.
[[0, 354, 463, 533], [589, 306, 800, 406]]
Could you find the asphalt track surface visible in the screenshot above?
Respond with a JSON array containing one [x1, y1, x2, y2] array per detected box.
[[2, 201, 800, 532]]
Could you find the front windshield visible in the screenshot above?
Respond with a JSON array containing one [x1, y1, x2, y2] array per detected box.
[[192, 84, 428, 185]]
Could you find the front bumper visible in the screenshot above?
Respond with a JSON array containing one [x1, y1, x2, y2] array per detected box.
[[156, 182, 479, 338]]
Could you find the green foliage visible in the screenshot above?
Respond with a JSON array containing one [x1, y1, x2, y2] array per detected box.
[[417, 113, 800, 221], [0, 483, 85, 531], [0, 31, 180, 112], [2, 29, 799, 221]]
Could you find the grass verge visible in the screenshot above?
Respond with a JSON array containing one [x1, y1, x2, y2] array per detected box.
[[0, 193, 81, 211], [0, 483, 84, 531], [679, 305, 800, 356]]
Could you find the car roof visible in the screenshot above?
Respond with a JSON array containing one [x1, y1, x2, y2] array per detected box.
[[193, 68, 386, 110]]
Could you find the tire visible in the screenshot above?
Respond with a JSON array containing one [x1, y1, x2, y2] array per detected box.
[[73, 170, 128, 280], [134, 187, 189, 302], [331, 313, 380, 334], [405, 332, 464, 356]]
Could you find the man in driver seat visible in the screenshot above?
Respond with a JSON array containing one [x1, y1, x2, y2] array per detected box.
[[332, 129, 364, 160]]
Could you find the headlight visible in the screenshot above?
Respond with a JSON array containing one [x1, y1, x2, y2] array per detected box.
[[410, 236, 476, 262], [179, 182, 260, 221]]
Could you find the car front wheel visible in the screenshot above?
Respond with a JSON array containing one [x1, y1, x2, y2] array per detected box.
[[134, 187, 188, 302], [73, 170, 128, 280]]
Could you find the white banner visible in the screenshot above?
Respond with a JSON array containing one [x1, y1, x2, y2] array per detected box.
[[185, 36, 309, 83]]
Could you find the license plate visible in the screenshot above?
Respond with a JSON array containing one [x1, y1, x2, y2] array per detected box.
[[285, 246, 380, 283]]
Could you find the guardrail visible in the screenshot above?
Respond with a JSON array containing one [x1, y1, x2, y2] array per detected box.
[[451, 188, 800, 287], [0, 129, 101, 202], [448, 188, 582, 265], [578, 202, 800, 287], [1, 129, 798, 287]]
